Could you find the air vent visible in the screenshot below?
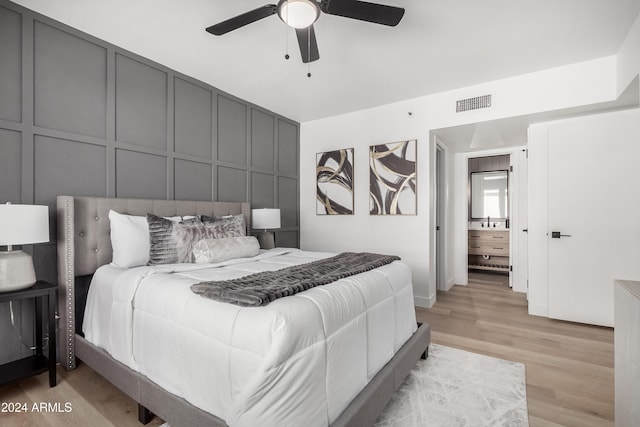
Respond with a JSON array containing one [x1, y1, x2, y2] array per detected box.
[[456, 95, 492, 113]]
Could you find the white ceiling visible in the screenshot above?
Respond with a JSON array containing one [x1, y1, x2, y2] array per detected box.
[[11, 0, 640, 124]]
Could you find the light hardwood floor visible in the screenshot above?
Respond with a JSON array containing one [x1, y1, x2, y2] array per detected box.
[[1, 271, 614, 426], [0, 362, 165, 427], [416, 271, 614, 427]]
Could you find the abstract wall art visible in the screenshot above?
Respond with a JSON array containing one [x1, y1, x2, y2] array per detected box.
[[369, 140, 417, 215], [316, 148, 354, 215]]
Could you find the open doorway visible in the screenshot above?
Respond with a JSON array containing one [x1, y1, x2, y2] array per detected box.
[[467, 154, 511, 287]]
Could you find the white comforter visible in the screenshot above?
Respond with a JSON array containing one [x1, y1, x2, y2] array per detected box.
[[83, 248, 417, 427]]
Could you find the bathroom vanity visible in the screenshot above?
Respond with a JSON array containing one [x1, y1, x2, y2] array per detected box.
[[467, 156, 511, 273], [468, 229, 510, 272]]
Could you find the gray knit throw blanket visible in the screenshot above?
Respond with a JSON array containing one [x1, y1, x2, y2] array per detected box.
[[190, 252, 400, 307]]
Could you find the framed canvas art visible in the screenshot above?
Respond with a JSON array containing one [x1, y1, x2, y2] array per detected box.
[[316, 148, 354, 215], [369, 140, 417, 215]]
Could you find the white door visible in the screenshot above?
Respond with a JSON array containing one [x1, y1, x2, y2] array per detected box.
[[547, 109, 640, 327], [515, 149, 528, 294]]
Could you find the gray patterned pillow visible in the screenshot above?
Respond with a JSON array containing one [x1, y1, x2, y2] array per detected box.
[[200, 214, 247, 238], [172, 221, 219, 263], [147, 214, 199, 265], [192, 236, 260, 264]]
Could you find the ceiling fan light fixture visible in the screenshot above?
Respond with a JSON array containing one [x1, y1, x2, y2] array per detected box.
[[278, 0, 320, 29]]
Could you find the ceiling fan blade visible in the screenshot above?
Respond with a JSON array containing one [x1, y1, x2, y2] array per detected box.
[[320, 0, 404, 26], [206, 4, 277, 35], [296, 25, 320, 63]]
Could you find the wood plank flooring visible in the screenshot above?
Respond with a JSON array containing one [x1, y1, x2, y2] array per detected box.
[[416, 271, 614, 427], [0, 271, 613, 426], [0, 362, 165, 427]]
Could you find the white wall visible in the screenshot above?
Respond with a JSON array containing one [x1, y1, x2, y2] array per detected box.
[[300, 56, 619, 307], [301, 111, 435, 306]]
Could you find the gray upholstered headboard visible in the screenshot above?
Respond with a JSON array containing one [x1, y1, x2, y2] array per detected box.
[[56, 196, 251, 370]]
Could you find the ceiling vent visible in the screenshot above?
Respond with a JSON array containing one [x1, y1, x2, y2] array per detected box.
[[456, 94, 492, 113]]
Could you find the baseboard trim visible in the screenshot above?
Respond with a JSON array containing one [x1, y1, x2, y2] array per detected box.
[[414, 294, 436, 308], [445, 278, 455, 291]]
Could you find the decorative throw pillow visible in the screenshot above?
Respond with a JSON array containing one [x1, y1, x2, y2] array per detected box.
[[147, 214, 199, 265], [109, 210, 150, 268], [172, 221, 220, 263], [192, 236, 260, 264], [200, 214, 247, 238]]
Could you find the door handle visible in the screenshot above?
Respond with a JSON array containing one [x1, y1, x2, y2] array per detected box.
[[522, 229, 528, 233], [551, 231, 572, 238]]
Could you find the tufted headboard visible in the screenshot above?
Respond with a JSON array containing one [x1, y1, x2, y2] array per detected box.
[[56, 196, 251, 370]]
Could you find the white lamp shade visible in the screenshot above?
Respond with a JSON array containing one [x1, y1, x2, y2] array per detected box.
[[0, 204, 50, 246], [252, 208, 281, 230]]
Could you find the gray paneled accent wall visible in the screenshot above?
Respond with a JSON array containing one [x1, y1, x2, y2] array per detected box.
[[0, 1, 300, 363]]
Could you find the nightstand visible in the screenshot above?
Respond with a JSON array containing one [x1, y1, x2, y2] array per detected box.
[[0, 281, 57, 387]]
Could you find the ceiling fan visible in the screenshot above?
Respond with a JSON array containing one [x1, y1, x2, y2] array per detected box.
[[205, 0, 405, 64]]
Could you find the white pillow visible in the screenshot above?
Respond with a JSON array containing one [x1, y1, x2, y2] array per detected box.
[[192, 236, 260, 264], [109, 210, 150, 268], [109, 211, 200, 268]]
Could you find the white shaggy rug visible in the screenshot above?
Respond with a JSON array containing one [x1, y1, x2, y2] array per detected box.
[[374, 343, 529, 427], [160, 344, 528, 427]]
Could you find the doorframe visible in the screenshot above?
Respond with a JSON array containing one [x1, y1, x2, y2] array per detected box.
[[435, 140, 448, 291], [429, 135, 452, 303], [463, 146, 528, 292]]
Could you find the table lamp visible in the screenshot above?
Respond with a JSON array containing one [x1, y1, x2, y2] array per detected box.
[[252, 208, 281, 249], [0, 202, 49, 292]]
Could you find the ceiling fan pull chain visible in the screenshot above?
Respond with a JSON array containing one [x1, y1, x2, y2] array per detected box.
[[284, 24, 290, 59], [284, 1, 290, 60], [307, 26, 312, 77]]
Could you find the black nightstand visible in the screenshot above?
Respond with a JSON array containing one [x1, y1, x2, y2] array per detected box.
[[0, 281, 57, 387]]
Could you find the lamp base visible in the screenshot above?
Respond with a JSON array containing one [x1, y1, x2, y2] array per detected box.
[[0, 250, 37, 293], [256, 232, 276, 250]]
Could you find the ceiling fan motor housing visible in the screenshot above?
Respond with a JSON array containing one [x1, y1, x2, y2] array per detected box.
[[277, 0, 321, 29]]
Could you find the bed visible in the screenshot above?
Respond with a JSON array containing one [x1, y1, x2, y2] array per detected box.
[[56, 196, 431, 427]]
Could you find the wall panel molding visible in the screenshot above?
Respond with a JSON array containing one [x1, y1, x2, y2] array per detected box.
[[33, 20, 107, 138], [115, 53, 168, 149], [0, 5, 22, 123], [0, 1, 300, 363]]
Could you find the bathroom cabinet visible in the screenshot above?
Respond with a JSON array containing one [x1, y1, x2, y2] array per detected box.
[[468, 229, 509, 272]]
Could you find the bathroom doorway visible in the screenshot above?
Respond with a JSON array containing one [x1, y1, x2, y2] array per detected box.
[[467, 154, 511, 286]]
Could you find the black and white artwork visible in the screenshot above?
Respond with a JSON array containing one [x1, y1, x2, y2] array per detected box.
[[316, 148, 354, 215], [369, 140, 417, 215]]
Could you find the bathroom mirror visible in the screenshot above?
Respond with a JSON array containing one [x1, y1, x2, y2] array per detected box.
[[470, 170, 508, 219]]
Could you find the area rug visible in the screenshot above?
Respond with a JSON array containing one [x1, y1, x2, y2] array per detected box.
[[374, 343, 529, 426], [159, 344, 528, 427]]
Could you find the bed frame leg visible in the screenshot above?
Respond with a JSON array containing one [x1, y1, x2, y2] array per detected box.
[[138, 404, 154, 425], [421, 346, 429, 360], [417, 323, 429, 360]]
